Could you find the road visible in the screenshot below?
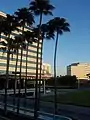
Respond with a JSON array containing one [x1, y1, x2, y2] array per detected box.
[[0, 94, 90, 120]]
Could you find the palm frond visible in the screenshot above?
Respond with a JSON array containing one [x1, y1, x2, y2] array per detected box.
[[0, 47, 7, 52], [58, 29, 63, 35], [29, 0, 55, 16], [2, 14, 18, 36], [23, 31, 34, 44], [62, 27, 70, 32], [14, 7, 35, 26], [46, 31, 55, 40], [47, 17, 70, 35], [0, 41, 7, 47]]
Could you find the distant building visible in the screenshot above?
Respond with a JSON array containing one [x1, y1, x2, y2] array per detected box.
[[42, 63, 52, 79], [67, 63, 90, 80]]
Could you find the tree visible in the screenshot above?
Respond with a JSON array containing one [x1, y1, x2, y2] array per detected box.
[[23, 30, 35, 110], [12, 35, 23, 110], [32, 24, 55, 112], [38, 23, 55, 109], [57, 75, 77, 86], [0, 16, 6, 41], [14, 7, 34, 114], [48, 17, 70, 114], [0, 14, 18, 114], [12, 31, 35, 110], [29, 0, 54, 118], [39, 23, 55, 78]]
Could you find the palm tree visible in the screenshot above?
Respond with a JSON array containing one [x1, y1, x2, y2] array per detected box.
[[36, 23, 55, 111], [1, 14, 18, 114], [29, 0, 54, 118], [0, 16, 6, 41], [23, 30, 35, 110], [14, 7, 34, 114], [12, 35, 22, 110], [39, 23, 55, 79], [48, 17, 70, 115], [0, 39, 18, 113]]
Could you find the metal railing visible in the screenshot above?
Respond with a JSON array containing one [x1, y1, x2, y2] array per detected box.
[[0, 101, 72, 120]]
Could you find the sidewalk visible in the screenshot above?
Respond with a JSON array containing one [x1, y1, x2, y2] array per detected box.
[[40, 101, 90, 120], [58, 104, 90, 120], [58, 104, 90, 116]]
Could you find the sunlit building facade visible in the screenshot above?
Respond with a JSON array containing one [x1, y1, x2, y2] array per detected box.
[[0, 11, 42, 78], [42, 63, 52, 79], [67, 63, 90, 80]]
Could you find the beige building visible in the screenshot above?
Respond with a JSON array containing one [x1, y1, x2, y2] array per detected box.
[[0, 11, 52, 80], [0, 11, 42, 78], [42, 63, 52, 78], [67, 63, 90, 80]]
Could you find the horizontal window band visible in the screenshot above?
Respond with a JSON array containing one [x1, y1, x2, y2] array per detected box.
[[0, 48, 41, 55], [0, 36, 41, 52], [11, 31, 42, 44], [0, 70, 40, 76], [1, 35, 42, 46], [0, 51, 41, 59], [24, 49, 41, 54], [0, 63, 40, 70], [30, 44, 41, 48], [10, 33, 42, 46], [0, 56, 41, 64], [18, 52, 41, 57]]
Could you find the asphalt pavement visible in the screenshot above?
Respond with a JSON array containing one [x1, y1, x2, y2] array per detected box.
[[0, 95, 90, 120]]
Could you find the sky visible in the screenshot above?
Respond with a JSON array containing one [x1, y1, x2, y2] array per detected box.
[[0, 0, 90, 75]]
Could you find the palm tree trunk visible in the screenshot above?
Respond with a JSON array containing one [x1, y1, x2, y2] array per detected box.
[[4, 36, 10, 114], [24, 44, 28, 111], [13, 48, 19, 110], [39, 38, 43, 82], [17, 47, 23, 114], [38, 38, 43, 111], [0, 33, 1, 41], [34, 13, 42, 119], [54, 31, 58, 115], [17, 26, 24, 114]]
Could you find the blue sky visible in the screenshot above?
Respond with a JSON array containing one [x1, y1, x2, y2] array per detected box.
[[0, 0, 90, 75]]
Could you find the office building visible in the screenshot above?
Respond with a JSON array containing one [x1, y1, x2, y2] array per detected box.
[[67, 63, 90, 80], [0, 11, 42, 78], [42, 63, 52, 79]]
